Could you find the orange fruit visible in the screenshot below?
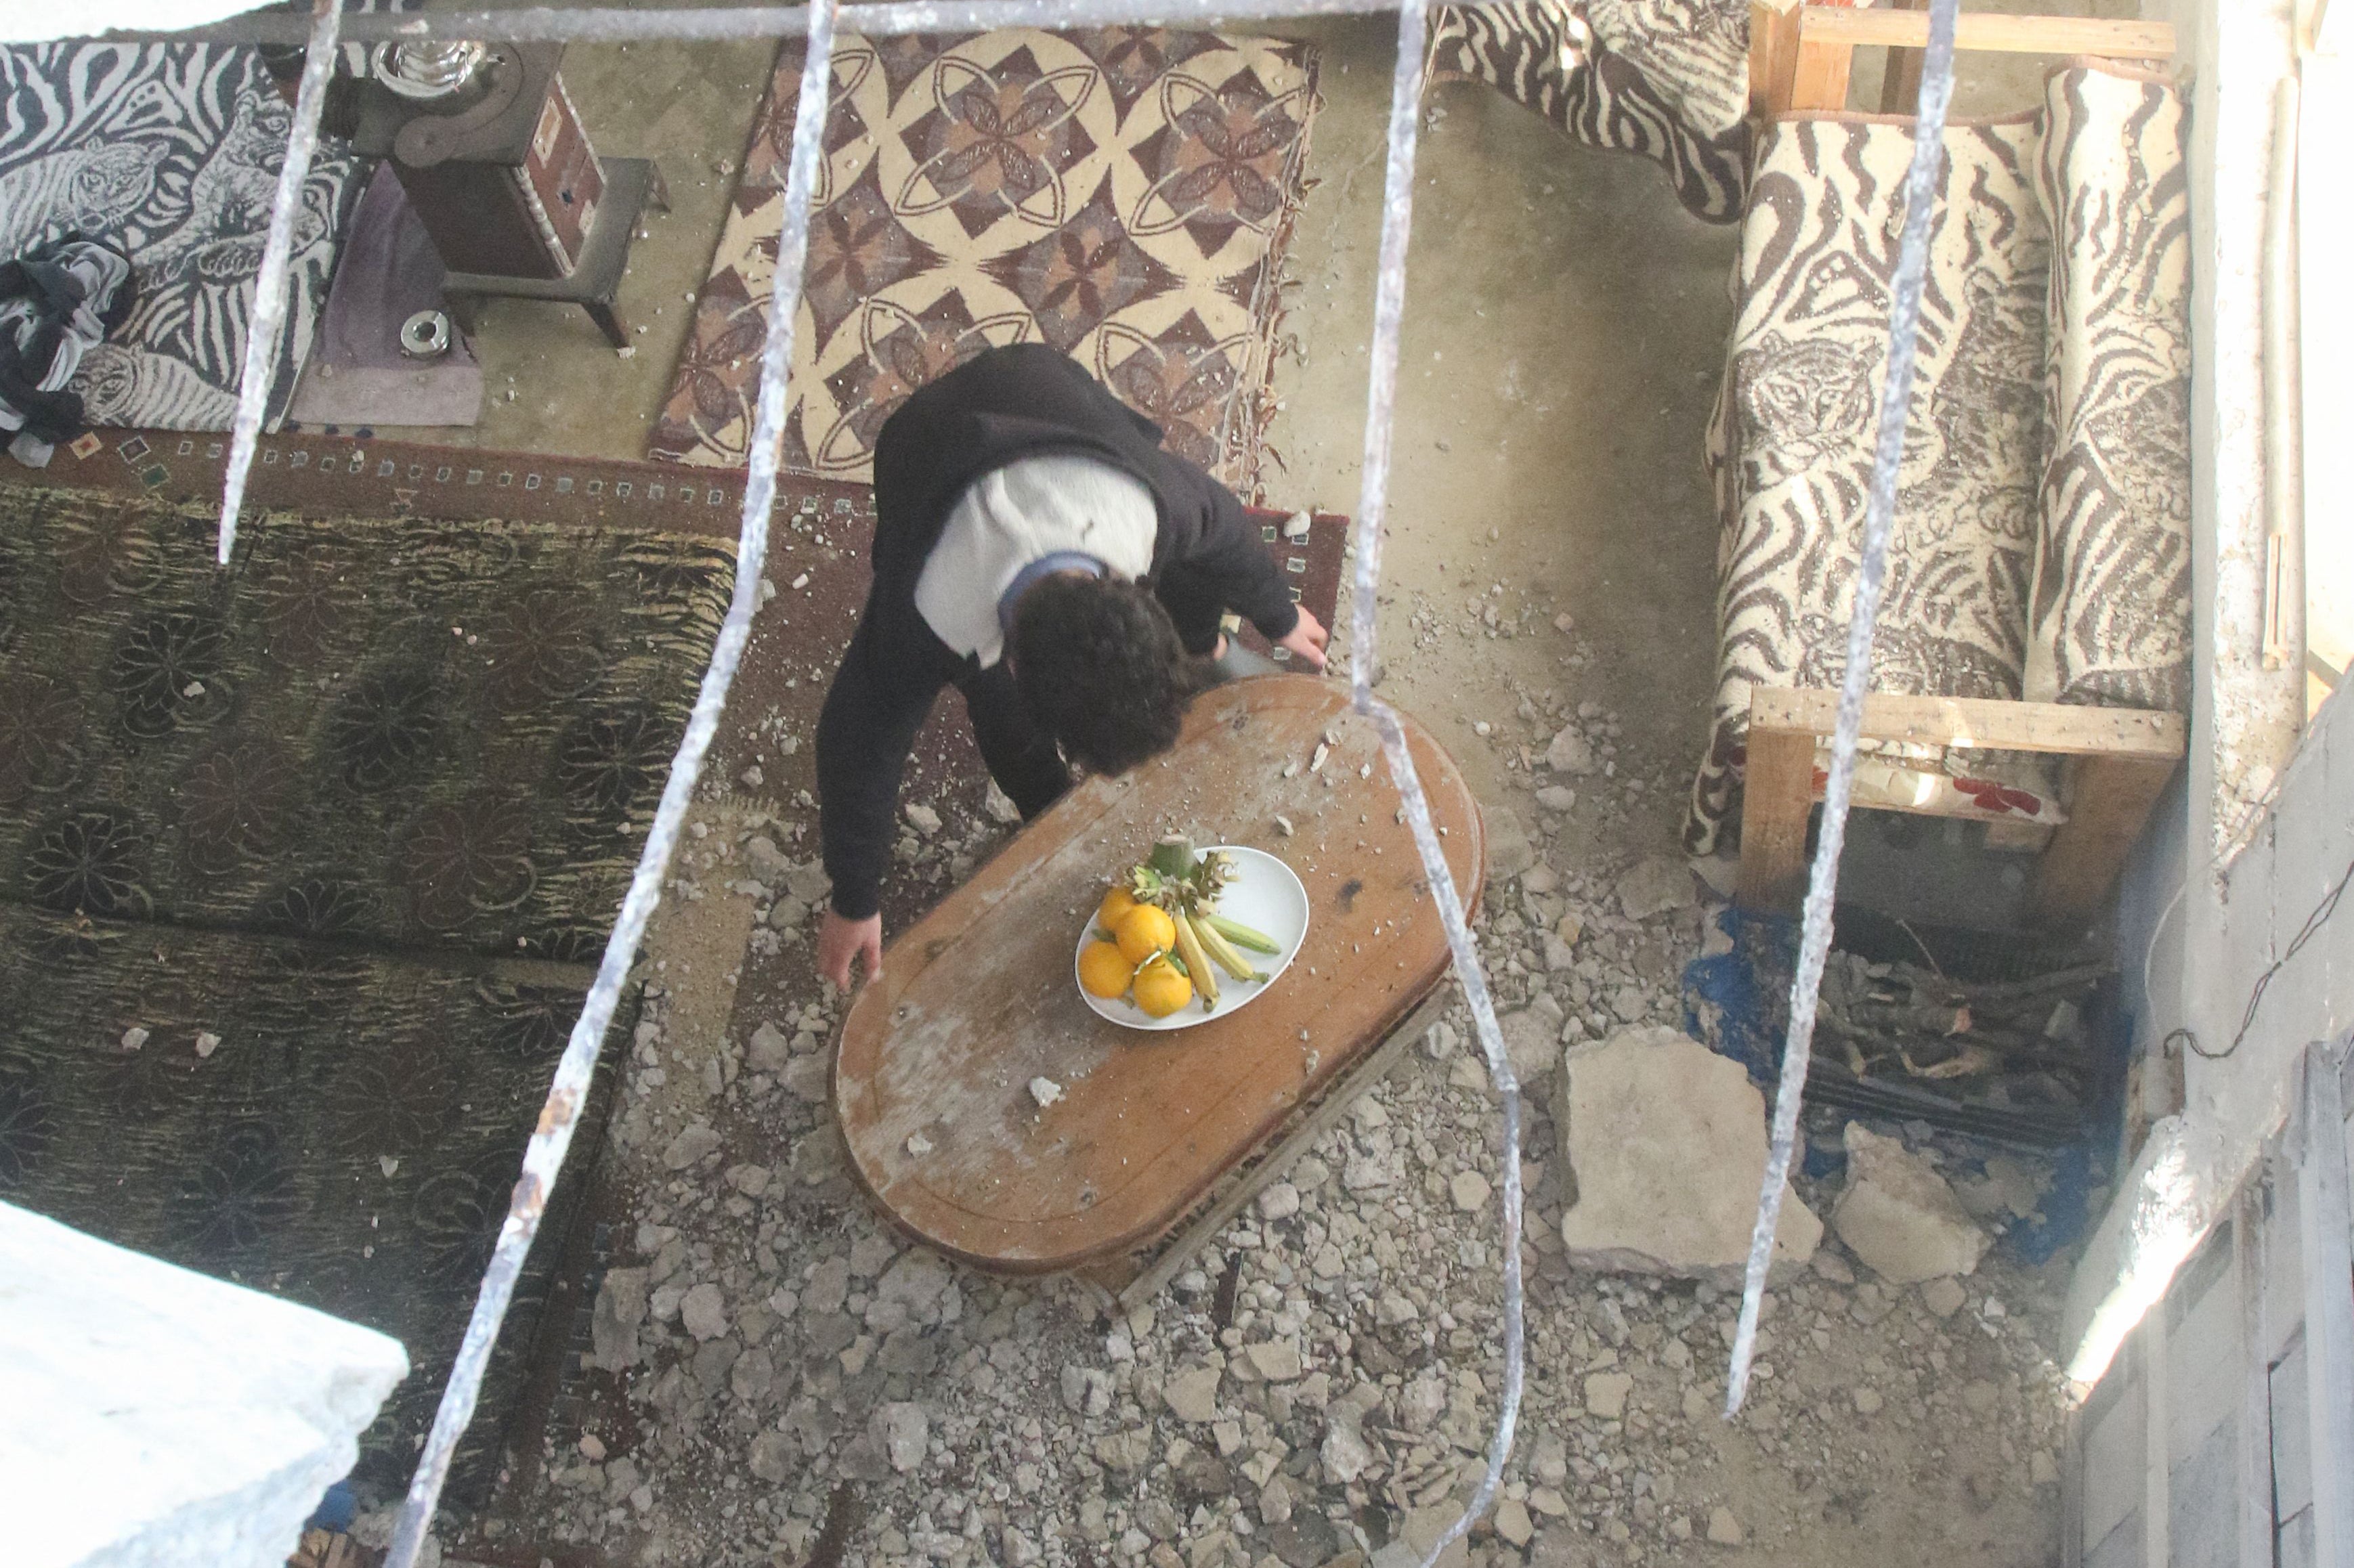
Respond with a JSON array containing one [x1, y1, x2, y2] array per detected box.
[[1114, 903, 1176, 966], [1097, 886, 1139, 930], [1132, 956, 1193, 1018], [1078, 939, 1134, 999]]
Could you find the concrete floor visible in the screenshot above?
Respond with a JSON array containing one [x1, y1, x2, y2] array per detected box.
[[406, 16, 2073, 1566]]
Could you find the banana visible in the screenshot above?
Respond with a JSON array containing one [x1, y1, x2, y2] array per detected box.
[[1201, 911, 1281, 955], [1192, 913, 1264, 982], [1172, 911, 1220, 1010]]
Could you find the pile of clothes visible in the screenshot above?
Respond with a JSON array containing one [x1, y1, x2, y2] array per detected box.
[[0, 235, 135, 466]]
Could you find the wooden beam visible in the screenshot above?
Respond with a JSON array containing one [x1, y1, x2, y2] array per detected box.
[[1747, 689, 2187, 762], [1751, 1, 1805, 114], [2034, 755, 2179, 927], [1735, 723, 1820, 912], [1789, 30, 1855, 112], [1796, 7, 2176, 58], [1879, 0, 1928, 114]]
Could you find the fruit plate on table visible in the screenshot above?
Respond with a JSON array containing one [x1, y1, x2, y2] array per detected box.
[[1073, 846, 1311, 1032]]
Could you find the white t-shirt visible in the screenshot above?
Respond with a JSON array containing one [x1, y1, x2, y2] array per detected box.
[[913, 452, 1158, 668]]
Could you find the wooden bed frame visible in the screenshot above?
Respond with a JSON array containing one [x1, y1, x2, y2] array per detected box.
[[1748, 1, 2175, 117], [1733, 10, 2188, 927], [1735, 690, 2186, 923]]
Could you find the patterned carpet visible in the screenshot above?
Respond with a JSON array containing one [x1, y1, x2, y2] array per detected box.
[[0, 480, 734, 1498], [649, 26, 1320, 488]]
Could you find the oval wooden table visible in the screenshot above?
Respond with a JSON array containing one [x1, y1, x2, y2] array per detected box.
[[834, 676, 1484, 1292]]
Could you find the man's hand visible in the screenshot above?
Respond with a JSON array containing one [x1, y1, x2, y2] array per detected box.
[[818, 909, 883, 992], [1279, 607, 1330, 671]]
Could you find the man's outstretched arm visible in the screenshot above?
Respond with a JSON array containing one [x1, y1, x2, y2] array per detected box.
[[814, 603, 952, 989]]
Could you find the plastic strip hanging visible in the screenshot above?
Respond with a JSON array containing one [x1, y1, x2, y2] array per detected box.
[[213, 0, 341, 567], [1722, 0, 1963, 1418], [1348, 6, 1526, 1561], [379, 3, 843, 1562], [133, 0, 1411, 46]]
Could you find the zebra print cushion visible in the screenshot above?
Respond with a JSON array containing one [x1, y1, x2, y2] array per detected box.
[[2027, 68, 2191, 712], [1426, 0, 1751, 223], [1686, 67, 2191, 854], [0, 43, 368, 433]]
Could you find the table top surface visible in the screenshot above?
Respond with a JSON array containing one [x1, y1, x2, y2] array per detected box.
[[834, 676, 1484, 1272]]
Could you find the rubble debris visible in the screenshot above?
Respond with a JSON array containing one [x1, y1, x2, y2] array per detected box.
[[1615, 858, 1695, 921], [1028, 1076, 1063, 1108], [1832, 1123, 1991, 1283], [1556, 1026, 1821, 1283]]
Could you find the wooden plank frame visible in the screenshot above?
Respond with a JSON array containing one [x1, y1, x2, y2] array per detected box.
[[1750, 3, 2177, 114], [1733, 689, 2185, 925]]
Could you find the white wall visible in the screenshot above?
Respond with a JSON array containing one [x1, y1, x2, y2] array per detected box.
[[2067, 0, 2332, 1373]]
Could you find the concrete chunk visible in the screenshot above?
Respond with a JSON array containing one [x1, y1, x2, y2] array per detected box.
[[1555, 1026, 1820, 1284], [1831, 1125, 1989, 1284]]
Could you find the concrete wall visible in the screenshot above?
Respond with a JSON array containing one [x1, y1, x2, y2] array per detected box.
[[2070, 0, 2331, 1368]]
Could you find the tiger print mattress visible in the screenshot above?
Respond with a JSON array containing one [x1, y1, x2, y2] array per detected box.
[[1686, 65, 2192, 853], [0, 41, 369, 433], [1427, 0, 1751, 223]]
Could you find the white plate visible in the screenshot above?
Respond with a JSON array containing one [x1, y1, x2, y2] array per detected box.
[[1074, 846, 1312, 1032]]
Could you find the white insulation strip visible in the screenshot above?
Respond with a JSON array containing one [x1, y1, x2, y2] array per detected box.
[[1348, 7, 1526, 1561], [1721, 0, 1963, 1418], [380, 2, 843, 1562], [142, 0, 1405, 45], [213, 0, 340, 567]]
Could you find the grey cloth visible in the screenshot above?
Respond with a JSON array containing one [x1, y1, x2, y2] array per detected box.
[[1210, 641, 1285, 682]]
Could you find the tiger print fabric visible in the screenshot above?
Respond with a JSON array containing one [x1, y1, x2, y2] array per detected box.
[[2026, 68, 2191, 712], [1426, 0, 1751, 223], [1686, 66, 2191, 854], [0, 43, 368, 431]]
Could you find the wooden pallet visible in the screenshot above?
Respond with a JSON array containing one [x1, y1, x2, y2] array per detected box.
[[1748, 1, 2175, 117], [1735, 689, 2185, 924]]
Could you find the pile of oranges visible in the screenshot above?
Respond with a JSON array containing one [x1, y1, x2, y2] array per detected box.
[[1078, 887, 1194, 1017]]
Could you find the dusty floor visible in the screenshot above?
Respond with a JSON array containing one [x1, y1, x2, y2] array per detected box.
[[380, 16, 2081, 1568]]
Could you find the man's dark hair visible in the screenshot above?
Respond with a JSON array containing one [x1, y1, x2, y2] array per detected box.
[[1010, 574, 1208, 775]]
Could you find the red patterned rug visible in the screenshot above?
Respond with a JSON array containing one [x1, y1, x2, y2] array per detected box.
[[648, 26, 1320, 492]]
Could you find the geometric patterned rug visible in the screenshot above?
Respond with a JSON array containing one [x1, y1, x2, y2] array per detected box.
[[649, 26, 1320, 490]]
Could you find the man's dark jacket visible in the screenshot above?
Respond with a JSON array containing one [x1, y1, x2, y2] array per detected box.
[[816, 345, 1300, 921]]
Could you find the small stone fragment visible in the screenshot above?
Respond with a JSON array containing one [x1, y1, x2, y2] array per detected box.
[[1244, 1342, 1303, 1382], [905, 803, 942, 835], [1584, 1372, 1632, 1420], [1029, 1076, 1063, 1108], [1493, 1498, 1534, 1548], [747, 1021, 792, 1072], [1164, 1365, 1222, 1422], [1258, 1182, 1300, 1221], [194, 1031, 221, 1058], [679, 1282, 729, 1341], [1852, 1387, 1883, 1415], [1449, 1171, 1491, 1211], [1617, 857, 1696, 921], [121, 1026, 148, 1051], [1920, 1276, 1967, 1317], [1545, 726, 1597, 775], [662, 1122, 723, 1171], [1707, 1506, 1745, 1546], [906, 1132, 933, 1156], [873, 1401, 928, 1471]]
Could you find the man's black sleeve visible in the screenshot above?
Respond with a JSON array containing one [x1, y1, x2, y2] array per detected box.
[[1150, 458, 1302, 656], [815, 594, 960, 921]]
